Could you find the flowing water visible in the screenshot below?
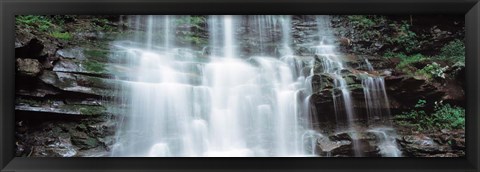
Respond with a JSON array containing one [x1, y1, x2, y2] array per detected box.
[[110, 15, 400, 157]]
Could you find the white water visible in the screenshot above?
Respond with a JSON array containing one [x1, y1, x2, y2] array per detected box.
[[368, 128, 402, 157], [111, 15, 317, 157], [110, 15, 400, 157]]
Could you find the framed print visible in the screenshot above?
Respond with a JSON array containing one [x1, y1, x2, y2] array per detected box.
[[1, 0, 479, 171]]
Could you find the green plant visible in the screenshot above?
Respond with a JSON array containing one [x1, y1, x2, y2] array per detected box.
[[176, 16, 206, 29], [431, 104, 465, 130], [50, 31, 73, 40], [395, 54, 427, 74], [385, 21, 418, 53], [439, 39, 465, 63], [416, 62, 448, 80], [348, 15, 376, 28], [16, 15, 53, 32], [415, 99, 427, 108], [395, 99, 465, 131]]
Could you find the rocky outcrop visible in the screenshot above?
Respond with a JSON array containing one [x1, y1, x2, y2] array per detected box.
[[15, 16, 124, 157], [396, 130, 465, 157], [331, 15, 464, 56]]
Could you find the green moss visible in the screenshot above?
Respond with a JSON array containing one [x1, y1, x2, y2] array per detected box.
[[395, 54, 428, 75], [63, 104, 107, 115], [50, 31, 73, 40], [79, 106, 107, 115], [84, 49, 110, 63], [82, 60, 106, 73], [16, 98, 42, 106]]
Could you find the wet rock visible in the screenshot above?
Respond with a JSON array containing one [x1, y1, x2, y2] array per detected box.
[[317, 135, 353, 156], [53, 59, 110, 76], [39, 71, 116, 97], [16, 58, 43, 77], [71, 131, 99, 149], [15, 103, 108, 116], [398, 135, 446, 156], [55, 47, 86, 60], [385, 75, 441, 109]]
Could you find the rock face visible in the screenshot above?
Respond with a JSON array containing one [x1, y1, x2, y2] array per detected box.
[[331, 15, 464, 56], [15, 16, 123, 157]]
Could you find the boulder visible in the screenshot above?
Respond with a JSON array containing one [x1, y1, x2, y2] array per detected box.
[[398, 135, 447, 156], [16, 58, 43, 77], [316, 135, 353, 156]]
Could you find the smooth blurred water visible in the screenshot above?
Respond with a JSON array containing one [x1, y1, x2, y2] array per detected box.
[[110, 15, 400, 157]]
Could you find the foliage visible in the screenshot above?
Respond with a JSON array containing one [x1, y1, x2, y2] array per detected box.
[[395, 54, 427, 74], [415, 99, 427, 108], [385, 21, 418, 53], [92, 18, 115, 31], [346, 15, 419, 54], [174, 16, 208, 47], [348, 15, 379, 29], [416, 62, 448, 80], [395, 99, 465, 131], [347, 15, 384, 40], [50, 31, 73, 40], [176, 16, 206, 29], [439, 39, 465, 63], [16, 15, 53, 32]]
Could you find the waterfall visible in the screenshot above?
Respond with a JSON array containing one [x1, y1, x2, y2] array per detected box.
[[313, 16, 362, 156], [368, 128, 402, 157], [362, 77, 392, 124], [111, 15, 317, 157], [110, 15, 400, 157], [223, 15, 235, 58], [361, 59, 400, 157], [164, 16, 171, 50]]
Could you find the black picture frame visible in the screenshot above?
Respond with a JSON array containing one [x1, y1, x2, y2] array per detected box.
[[1, 0, 479, 171]]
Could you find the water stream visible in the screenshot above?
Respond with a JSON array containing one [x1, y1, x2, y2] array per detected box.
[[110, 15, 401, 157]]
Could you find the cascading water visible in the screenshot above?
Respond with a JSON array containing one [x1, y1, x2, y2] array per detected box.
[[111, 15, 316, 157], [313, 15, 362, 156], [110, 15, 401, 157], [362, 59, 401, 157]]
